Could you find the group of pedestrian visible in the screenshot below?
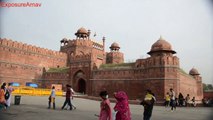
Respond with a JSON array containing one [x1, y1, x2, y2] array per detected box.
[[61, 84, 76, 110], [1, 82, 202, 120], [47, 85, 156, 120], [98, 91, 131, 120], [177, 93, 197, 107], [48, 84, 76, 110], [98, 89, 156, 120], [165, 88, 198, 110], [202, 97, 213, 107], [163, 89, 177, 111], [0, 82, 14, 110]]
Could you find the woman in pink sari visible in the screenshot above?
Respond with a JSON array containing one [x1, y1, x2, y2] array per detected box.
[[99, 91, 112, 120], [114, 91, 131, 120]]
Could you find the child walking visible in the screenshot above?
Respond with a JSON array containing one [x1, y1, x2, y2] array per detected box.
[[98, 91, 112, 120], [165, 92, 170, 107]]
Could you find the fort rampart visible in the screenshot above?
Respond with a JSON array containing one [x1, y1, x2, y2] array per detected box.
[[0, 38, 67, 85]]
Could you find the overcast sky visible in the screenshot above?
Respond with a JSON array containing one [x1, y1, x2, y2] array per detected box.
[[0, 0, 213, 84]]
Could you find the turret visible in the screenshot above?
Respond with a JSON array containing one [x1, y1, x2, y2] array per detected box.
[[106, 42, 124, 64], [75, 27, 90, 40], [147, 36, 176, 57]]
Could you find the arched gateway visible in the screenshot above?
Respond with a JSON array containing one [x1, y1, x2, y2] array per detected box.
[[73, 70, 87, 94], [78, 78, 86, 94]]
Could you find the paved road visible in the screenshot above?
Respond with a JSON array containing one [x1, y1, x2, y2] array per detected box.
[[0, 96, 212, 120]]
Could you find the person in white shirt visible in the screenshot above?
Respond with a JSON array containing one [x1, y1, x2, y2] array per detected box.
[[70, 86, 76, 109], [6, 83, 14, 107], [169, 88, 176, 111], [48, 86, 55, 109]]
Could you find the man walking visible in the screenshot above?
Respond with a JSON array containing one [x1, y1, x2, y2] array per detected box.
[[61, 84, 73, 110], [169, 88, 176, 111]]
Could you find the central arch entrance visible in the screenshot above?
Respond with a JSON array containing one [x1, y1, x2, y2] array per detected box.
[[78, 79, 86, 94]]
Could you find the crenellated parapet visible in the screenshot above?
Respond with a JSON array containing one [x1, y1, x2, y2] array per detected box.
[[61, 39, 93, 47], [135, 59, 146, 68], [136, 56, 179, 68], [61, 38, 104, 51], [70, 53, 92, 61], [92, 40, 104, 50], [0, 38, 67, 59], [73, 39, 93, 47]]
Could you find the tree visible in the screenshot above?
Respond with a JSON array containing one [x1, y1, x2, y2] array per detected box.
[[207, 84, 213, 90], [203, 83, 213, 91], [203, 83, 208, 91]]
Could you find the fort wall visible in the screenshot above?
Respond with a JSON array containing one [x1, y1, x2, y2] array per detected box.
[[0, 38, 67, 85], [38, 72, 70, 89], [204, 91, 213, 99], [179, 72, 203, 100], [89, 79, 143, 99], [89, 79, 165, 100], [0, 60, 42, 85], [93, 69, 135, 79]]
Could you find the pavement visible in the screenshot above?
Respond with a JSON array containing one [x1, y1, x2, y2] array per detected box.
[[0, 96, 213, 120]]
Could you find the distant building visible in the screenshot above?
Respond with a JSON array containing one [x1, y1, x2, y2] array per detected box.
[[0, 27, 203, 101]]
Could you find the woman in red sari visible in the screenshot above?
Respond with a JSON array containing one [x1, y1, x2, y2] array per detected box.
[[114, 91, 131, 120], [99, 91, 112, 120]]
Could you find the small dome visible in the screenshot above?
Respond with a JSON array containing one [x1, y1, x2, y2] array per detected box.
[[151, 37, 172, 51], [110, 42, 120, 51], [110, 42, 120, 48], [63, 38, 68, 40], [76, 27, 88, 34], [189, 68, 200, 75], [148, 36, 176, 55]]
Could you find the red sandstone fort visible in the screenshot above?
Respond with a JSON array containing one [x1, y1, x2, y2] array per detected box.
[[0, 27, 203, 101]]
